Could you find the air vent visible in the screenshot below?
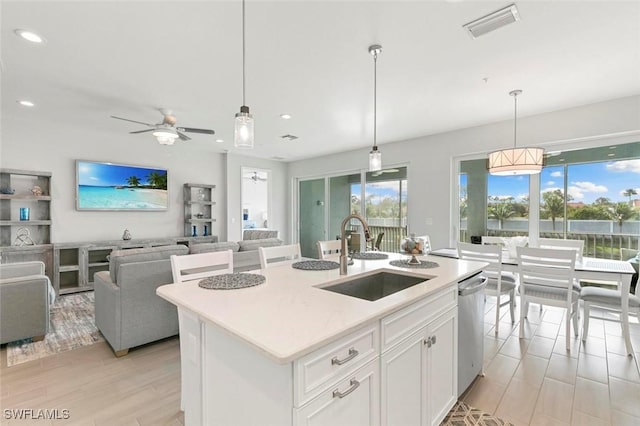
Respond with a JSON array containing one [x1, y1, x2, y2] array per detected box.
[[280, 134, 299, 141], [462, 3, 520, 39]]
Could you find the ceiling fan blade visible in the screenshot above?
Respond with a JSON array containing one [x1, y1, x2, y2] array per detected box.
[[177, 131, 191, 141], [176, 127, 215, 135], [129, 129, 155, 134], [110, 115, 155, 127]]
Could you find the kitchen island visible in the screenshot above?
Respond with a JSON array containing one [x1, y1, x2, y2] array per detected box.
[[157, 252, 486, 426]]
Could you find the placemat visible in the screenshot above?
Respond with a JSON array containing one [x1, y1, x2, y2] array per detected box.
[[389, 259, 439, 269], [351, 252, 389, 260], [292, 260, 340, 270], [198, 273, 265, 290]]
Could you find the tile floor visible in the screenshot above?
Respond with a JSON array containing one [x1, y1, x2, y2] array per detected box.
[[461, 296, 640, 426]]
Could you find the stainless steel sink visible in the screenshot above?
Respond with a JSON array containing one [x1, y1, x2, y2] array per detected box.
[[317, 271, 430, 301]]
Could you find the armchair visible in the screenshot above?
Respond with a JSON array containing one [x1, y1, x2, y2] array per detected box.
[[0, 261, 54, 344]]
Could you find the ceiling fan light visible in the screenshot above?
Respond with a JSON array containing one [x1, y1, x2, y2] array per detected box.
[[369, 146, 382, 172], [156, 136, 176, 145], [234, 106, 254, 149], [152, 128, 178, 139]]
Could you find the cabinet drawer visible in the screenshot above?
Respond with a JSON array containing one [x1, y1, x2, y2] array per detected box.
[[295, 358, 380, 426], [381, 285, 456, 352], [294, 323, 379, 406]]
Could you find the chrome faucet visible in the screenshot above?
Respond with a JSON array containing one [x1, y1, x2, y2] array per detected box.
[[340, 214, 371, 275]]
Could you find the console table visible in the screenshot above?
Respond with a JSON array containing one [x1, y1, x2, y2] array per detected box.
[[53, 236, 217, 295]]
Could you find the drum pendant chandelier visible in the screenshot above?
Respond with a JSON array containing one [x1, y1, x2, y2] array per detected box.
[[488, 90, 543, 175]]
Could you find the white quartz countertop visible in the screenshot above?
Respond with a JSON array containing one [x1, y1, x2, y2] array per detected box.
[[156, 252, 486, 364]]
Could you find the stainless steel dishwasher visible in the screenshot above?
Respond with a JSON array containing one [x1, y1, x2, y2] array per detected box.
[[457, 272, 487, 397]]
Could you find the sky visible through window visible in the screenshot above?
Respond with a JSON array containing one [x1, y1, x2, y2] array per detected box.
[[484, 159, 639, 204]]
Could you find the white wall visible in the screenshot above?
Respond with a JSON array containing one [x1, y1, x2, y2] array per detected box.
[[1, 119, 226, 243], [225, 154, 289, 243], [287, 95, 640, 249]]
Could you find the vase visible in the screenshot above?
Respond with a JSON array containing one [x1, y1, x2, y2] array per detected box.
[[192, 225, 197, 237], [203, 225, 208, 236], [19, 207, 30, 221]]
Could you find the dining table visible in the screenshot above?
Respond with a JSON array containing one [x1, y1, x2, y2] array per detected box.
[[430, 247, 637, 355]]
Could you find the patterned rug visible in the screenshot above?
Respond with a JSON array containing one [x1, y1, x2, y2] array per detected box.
[[442, 401, 515, 426], [6, 291, 103, 366]]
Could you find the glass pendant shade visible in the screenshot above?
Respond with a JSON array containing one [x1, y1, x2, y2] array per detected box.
[[488, 147, 544, 175], [369, 146, 382, 172], [234, 106, 254, 149]]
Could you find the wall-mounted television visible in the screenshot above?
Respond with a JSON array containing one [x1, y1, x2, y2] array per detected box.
[[76, 160, 168, 211]]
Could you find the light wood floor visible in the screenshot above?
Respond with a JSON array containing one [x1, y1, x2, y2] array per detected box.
[[461, 298, 640, 426], [1, 298, 639, 425], [0, 337, 183, 425]]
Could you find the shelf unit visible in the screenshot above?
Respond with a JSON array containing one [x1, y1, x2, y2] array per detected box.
[[183, 183, 216, 238], [52, 236, 217, 295], [0, 169, 53, 282]]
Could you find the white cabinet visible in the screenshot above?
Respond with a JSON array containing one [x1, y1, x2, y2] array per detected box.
[[295, 359, 380, 426], [381, 305, 458, 426], [176, 282, 458, 426]]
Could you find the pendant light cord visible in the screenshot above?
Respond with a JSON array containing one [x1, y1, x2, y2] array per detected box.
[[242, 0, 246, 106], [513, 91, 518, 149], [373, 51, 378, 149]]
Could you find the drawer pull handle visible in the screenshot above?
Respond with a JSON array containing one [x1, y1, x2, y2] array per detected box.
[[331, 347, 359, 365], [333, 378, 360, 399]]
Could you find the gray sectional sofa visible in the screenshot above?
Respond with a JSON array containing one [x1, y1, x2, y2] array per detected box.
[[94, 231, 282, 355]]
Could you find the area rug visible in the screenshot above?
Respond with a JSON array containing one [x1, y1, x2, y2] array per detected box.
[[6, 291, 103, 366], [442, 401, 515, 426]]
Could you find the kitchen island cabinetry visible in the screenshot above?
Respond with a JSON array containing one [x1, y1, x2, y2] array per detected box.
[[158, 253, 483, 426]]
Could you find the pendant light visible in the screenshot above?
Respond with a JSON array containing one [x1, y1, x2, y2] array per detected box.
[[234, 0, 254, 149], [368, 44, 382, 172], [488, 90, 543, 175]]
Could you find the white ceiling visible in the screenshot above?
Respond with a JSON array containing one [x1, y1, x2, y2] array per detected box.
[[2, 0, 639, 162]]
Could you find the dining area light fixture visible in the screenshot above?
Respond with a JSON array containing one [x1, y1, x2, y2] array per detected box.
[[234, 0, 254, 149], [488, 90, 544, 175], [368, 44, 383, 172]]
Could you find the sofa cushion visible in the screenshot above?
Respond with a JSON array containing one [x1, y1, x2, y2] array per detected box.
[[189, 241, 240, 254], [238, 238, 282, 252], [243, 230, 278, 240], [109, 244, 189, 284]]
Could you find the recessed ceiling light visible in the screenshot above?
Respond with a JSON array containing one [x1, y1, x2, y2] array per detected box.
[[14, 29, 45, 44], [215, 139, 224, 143], [17, 100, 35, 107], [280, 114, 292, 120]]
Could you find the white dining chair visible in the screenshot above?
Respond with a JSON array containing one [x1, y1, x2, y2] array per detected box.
[[580, 283, 639, 356], [170, 249, 234, 411], [317, 240, 342, 260], [517, 246, 579, 351], [170, 250, 234, 284], [458, 242, 516, 335], [259, 244, 302, 269], [537, 237, 584, 263]]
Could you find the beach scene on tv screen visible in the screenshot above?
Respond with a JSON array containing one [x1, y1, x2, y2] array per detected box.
[[77, 161, 168, 209]]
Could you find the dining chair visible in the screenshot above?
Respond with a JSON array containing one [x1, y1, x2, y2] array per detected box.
[[259, 244, 302, 269], [371, 232, 385, 251], [170, 250, 234, 284], [170, 249, 234, 411], [517, 246, 579, 351], [317, 240, 342, 260], [537, 237, 584, 263], [580, 280, 639, 356], [458, 242, 516, 335]]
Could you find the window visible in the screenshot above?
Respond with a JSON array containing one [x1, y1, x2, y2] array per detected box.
[[540, 142, 640, 258]]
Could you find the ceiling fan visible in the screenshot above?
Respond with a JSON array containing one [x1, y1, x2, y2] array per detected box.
[[110, 108, 215, 145], [244, 171, 268, 183]]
